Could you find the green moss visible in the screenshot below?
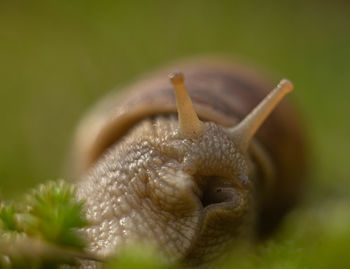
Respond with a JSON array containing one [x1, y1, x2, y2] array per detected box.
[[25, 180, 87, 248], [0, 203, 21, 232], [0, 181, 88, 268]]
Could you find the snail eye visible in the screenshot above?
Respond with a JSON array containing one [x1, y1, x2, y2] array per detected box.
[[196, 176, 237, 208]]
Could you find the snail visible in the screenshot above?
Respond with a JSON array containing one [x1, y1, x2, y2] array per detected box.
[[72, 58, 306, 267]]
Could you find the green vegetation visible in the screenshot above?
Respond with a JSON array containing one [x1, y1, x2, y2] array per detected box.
[[0, 181, 90, 268], [0, 0, 349, 268]]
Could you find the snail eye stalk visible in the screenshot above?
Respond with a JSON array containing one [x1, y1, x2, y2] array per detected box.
[[169, 72, 203, 137], [227, 79, 294, 152]]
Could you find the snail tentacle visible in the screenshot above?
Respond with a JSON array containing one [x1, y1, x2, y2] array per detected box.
[[227, 79, 294, 152], [169, 72, 204, 137]]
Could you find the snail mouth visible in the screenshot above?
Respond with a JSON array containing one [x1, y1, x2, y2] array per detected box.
[[195, 175, 241, 210]]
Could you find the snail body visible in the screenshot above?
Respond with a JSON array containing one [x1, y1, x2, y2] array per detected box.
[[73, 59, 306, 266]]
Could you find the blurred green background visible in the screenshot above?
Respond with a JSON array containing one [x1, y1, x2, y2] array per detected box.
[[0, 0, 349, 267]]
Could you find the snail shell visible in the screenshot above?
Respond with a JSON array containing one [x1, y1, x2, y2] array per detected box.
[[73, 58, 306, 266]]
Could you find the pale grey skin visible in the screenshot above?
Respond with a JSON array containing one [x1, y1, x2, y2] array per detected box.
[[76, 116, 257, 266]]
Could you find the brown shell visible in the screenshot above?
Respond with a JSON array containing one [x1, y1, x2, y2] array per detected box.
[[73, 58, 307, 235]]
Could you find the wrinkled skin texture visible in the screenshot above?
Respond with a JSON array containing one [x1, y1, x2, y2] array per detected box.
[[76, 116, 257, 267]]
